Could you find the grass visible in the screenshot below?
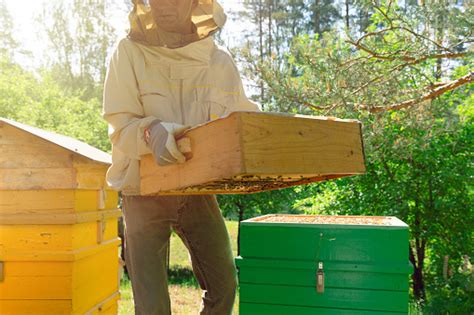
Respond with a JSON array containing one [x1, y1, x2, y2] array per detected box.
[[119, 276, 240, 315], [118, 277, 134, 315], [118, 220, 240, 314]]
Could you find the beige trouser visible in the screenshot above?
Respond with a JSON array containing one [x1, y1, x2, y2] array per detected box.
[[122, 195, 237, 315]]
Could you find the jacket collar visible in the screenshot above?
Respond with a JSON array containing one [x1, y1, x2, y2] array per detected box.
[[138, 36, 216, 65]]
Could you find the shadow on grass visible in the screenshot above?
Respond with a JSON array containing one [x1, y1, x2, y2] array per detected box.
[[167, 265, 199, 288]]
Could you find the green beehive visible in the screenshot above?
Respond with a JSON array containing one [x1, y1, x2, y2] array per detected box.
[[236, 214, 413, 314]]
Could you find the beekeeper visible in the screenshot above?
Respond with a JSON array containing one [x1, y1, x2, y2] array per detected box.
[[102, 0, 259, 314]]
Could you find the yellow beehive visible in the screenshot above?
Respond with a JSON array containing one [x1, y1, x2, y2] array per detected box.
[[0, 118, 121, 315]]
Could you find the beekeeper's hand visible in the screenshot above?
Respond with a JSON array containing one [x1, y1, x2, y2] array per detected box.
[[145, 120, 190, 166]]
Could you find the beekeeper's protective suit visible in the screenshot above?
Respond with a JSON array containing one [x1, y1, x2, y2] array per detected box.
[[102, 0, 258, 314]]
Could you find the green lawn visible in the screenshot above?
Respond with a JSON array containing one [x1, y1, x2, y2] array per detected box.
[[118, 220, 240, 314]]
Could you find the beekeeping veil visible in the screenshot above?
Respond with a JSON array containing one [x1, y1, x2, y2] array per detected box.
[[128, 0, 227, 47]]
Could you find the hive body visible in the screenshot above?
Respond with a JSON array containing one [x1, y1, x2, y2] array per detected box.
[[0, 119, 121, 314], [140, 112, 366, 195], [237, 214, 412, 314]]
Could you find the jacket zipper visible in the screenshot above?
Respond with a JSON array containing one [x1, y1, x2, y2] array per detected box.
[[179, 79, 184, 125]]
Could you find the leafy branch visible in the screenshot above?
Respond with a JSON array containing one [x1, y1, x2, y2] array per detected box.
[[360, 72, 473, 113]]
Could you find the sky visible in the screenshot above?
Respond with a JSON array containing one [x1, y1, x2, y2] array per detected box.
[[4, 0, 250, 69]]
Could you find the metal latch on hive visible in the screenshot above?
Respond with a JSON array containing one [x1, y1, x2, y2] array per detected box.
[[316, 261, 324, 293]]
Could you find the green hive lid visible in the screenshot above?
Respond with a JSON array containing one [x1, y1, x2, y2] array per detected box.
[[242, 214, 407, 227], [239, 214, 409, 262]]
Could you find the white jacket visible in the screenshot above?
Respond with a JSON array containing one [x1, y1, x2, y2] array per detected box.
[[102, 36, 259, 195]]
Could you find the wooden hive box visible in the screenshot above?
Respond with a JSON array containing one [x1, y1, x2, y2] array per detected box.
[[236, 214, 413, 314], [140, 111, 366, 195], [0, 118, 121, 315]]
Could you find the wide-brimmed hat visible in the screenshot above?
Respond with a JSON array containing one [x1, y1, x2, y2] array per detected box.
[[128, 0, 227, 47]]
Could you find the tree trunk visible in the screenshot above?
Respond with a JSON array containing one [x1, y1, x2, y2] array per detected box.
[[435, 6, 444, 81], [313, 0, 321, 36], [258, 0, 265, 104], [345, 0, 350, 30], [275, 0, 280, 58], [268, 0, 272, 58], [410, 241, 426, 301], [409, 206, 427, 302]]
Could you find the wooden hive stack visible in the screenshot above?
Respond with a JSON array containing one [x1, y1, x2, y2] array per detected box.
[[0, 118, 121, 315]]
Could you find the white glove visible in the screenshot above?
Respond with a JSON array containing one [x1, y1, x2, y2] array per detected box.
[[146, 120, 190, 166]]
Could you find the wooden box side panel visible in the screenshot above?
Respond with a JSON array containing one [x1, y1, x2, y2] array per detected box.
[[0, 124, 76, 190], [0, 243, 119, 304], [72, 245, 119, 313], [239, 302, 404, 315], [239, 283, 408, 313], [239, 224, 409, 262], [238, 264, 410, 291], [0, 300, 73, 314], [74, 189, 119, 212], [0, 217, 119, 252], [0, 167, 76, 190], [140, 114, 243, 195], [83, 291, 120, 315], [240, 113, 366, 175], [0, 124, 73, 169], [0, 190, 75, 214], [0, 123, 111, 190], [0, 189, 118, 214], [73, 156, 110, 190], [71, 217, 119, 248], [0, 277, 73, 300], [0, 261, 73, 299], [0, 224, 74, 252]]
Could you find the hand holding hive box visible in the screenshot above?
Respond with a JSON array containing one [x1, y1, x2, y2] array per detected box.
[[140, 111, 366, 195]]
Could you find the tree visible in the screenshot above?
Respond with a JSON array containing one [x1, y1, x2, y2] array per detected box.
[[332, 90, 473, 309], [0, 0, 19, 59], [265, 3, 471, 112], [238, 0, 320, 105], [37, 0, 118, 100], [0, 57, 110, 152], [309, 0, 340, 37]]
